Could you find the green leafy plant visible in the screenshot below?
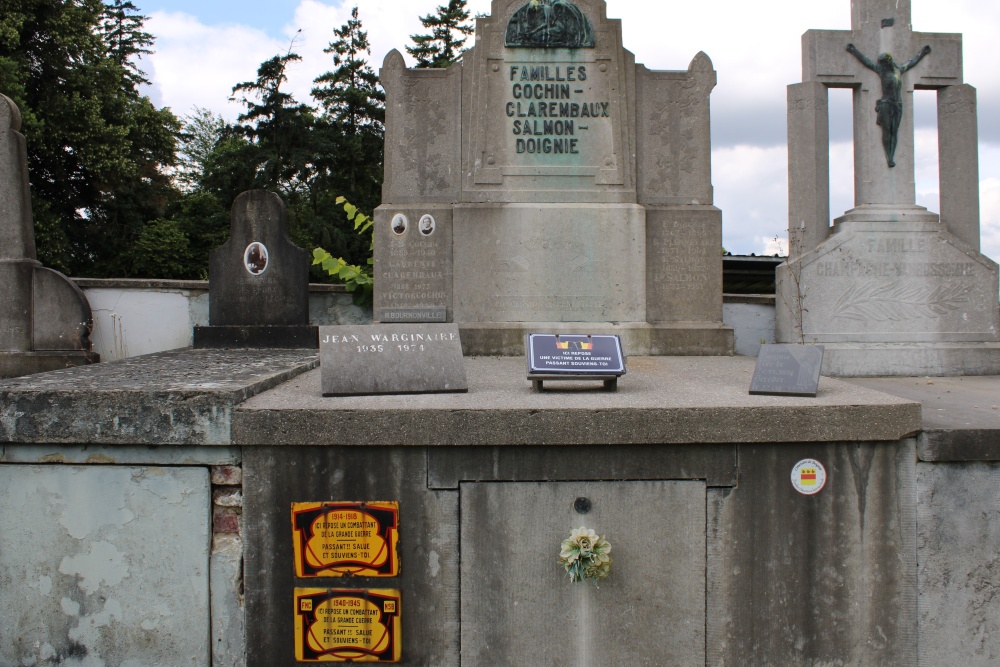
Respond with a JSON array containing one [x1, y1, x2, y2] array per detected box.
[[313, 196, 374, 306]]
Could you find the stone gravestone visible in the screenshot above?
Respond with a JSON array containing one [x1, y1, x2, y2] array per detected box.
[[194, 190, 317, 348], [319, 324, 467, 395], [0, 93, 98, 378], [777, 0, 1000, 375], [375, 0, 733, 356]]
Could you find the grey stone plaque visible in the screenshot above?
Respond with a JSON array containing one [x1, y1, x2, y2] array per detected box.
[[320, 324, 467, 396], [373, 206, 453, 323], [749, 344, 825, 397]]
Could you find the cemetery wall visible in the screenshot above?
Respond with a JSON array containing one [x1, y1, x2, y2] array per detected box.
[[73, 279, 771, 361], [74, 279, 371, 360]]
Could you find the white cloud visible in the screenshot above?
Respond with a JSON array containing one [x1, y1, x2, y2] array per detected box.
[[146, 11, 288, 120], [712, 144, 787, 254]]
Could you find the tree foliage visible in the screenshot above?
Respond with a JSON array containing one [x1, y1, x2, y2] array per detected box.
[[407, 0, 474, 68], [312, 6, 385, 215], [1, 2, 392, 283], [0, 0, 180, 277]]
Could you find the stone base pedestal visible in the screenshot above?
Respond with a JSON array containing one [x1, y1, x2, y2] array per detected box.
[[817, 342, 1000, 377], [193, 326, 318, 349], [452, 204, 648, 323], [777, 209, 1000, 376], [0, 351, 98, 379], [458, 321, 733, 356]]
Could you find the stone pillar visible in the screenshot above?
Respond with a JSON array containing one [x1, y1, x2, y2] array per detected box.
[[937, 84, 981, 251], [787, 82, 831, 259], [0, 95, 36, 353]]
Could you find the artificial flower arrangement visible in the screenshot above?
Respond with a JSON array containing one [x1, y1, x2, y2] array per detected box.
[[558, 527, 612, 583]]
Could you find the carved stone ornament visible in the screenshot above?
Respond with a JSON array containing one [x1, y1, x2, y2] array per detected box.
[[505, 0, 595, 49]]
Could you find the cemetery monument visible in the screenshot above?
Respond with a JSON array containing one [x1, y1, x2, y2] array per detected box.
[[193, 190, 318, 348], [375, 0, 733, 356], [0, 94, 98, 378], [777, 0, 1000, 375]]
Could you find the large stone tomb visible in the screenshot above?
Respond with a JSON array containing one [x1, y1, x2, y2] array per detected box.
[[194, 190, 317, 348], [777, 0, 1000, 375], [375, 0, 732, 356], [0, 94, 98, 378]]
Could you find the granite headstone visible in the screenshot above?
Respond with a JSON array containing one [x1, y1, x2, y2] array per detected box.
[[777, 0, 1000, 375], [0, 93, 98, 378], [375, 0, 733, 356], [319, 324, 467, 396], [194, 190, 317, 348], [749, 344, 825, 397]]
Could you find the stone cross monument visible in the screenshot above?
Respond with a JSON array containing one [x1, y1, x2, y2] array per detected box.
[[375, 0, 733, 356], [0, 94, 98, 378], [777, 0, 1000, 375]]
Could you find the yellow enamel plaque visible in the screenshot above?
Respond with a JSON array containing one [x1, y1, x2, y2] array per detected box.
[[294, 588, 402, 662], [291, 502, 400, 578]]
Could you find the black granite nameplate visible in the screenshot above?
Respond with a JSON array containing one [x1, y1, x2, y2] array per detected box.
[[320, 324, 467, 396], [749, 344, 825, 397]]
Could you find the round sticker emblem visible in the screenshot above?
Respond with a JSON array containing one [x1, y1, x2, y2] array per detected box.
[[791, 459, 827, 495]]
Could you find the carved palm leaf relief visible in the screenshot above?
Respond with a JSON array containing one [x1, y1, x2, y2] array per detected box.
[[832, 280, 973, 322]]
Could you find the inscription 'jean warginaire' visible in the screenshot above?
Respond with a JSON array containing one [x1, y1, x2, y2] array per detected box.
[[846, 36, 931, 168]]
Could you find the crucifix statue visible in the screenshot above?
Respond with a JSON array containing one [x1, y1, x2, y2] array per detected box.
[[846, 36, 932, 168], [785, 0, 977, 256]]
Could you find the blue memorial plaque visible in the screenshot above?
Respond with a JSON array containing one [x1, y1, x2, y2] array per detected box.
[[525, 334, 626, 391]]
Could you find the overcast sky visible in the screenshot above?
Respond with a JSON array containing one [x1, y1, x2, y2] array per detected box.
[[139, 0, 1000, 262]]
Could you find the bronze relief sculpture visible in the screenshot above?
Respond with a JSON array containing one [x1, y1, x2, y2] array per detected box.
[[506, 0, 595, 49]]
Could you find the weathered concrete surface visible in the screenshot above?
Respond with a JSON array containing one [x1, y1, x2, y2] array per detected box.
[[917, 462, 1000, 666], [211, 534, 245, 667], [707, 440, 918, 665], [428, 443, 737, 489], [0, 465, 210, 666], [0, 444, 240, 466], [234, 356, 921, 446], [844, 375, 1000, 460], [0, 349, 317, 445], [243, 447, 459, 666], [462, 481, 706, 666]]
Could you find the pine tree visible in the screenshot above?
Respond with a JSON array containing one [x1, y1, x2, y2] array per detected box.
[[230, 47, 316, 192], [311, 6, 384, 213], [99, 0, 153, 89], [406, 0, 474, 68]]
